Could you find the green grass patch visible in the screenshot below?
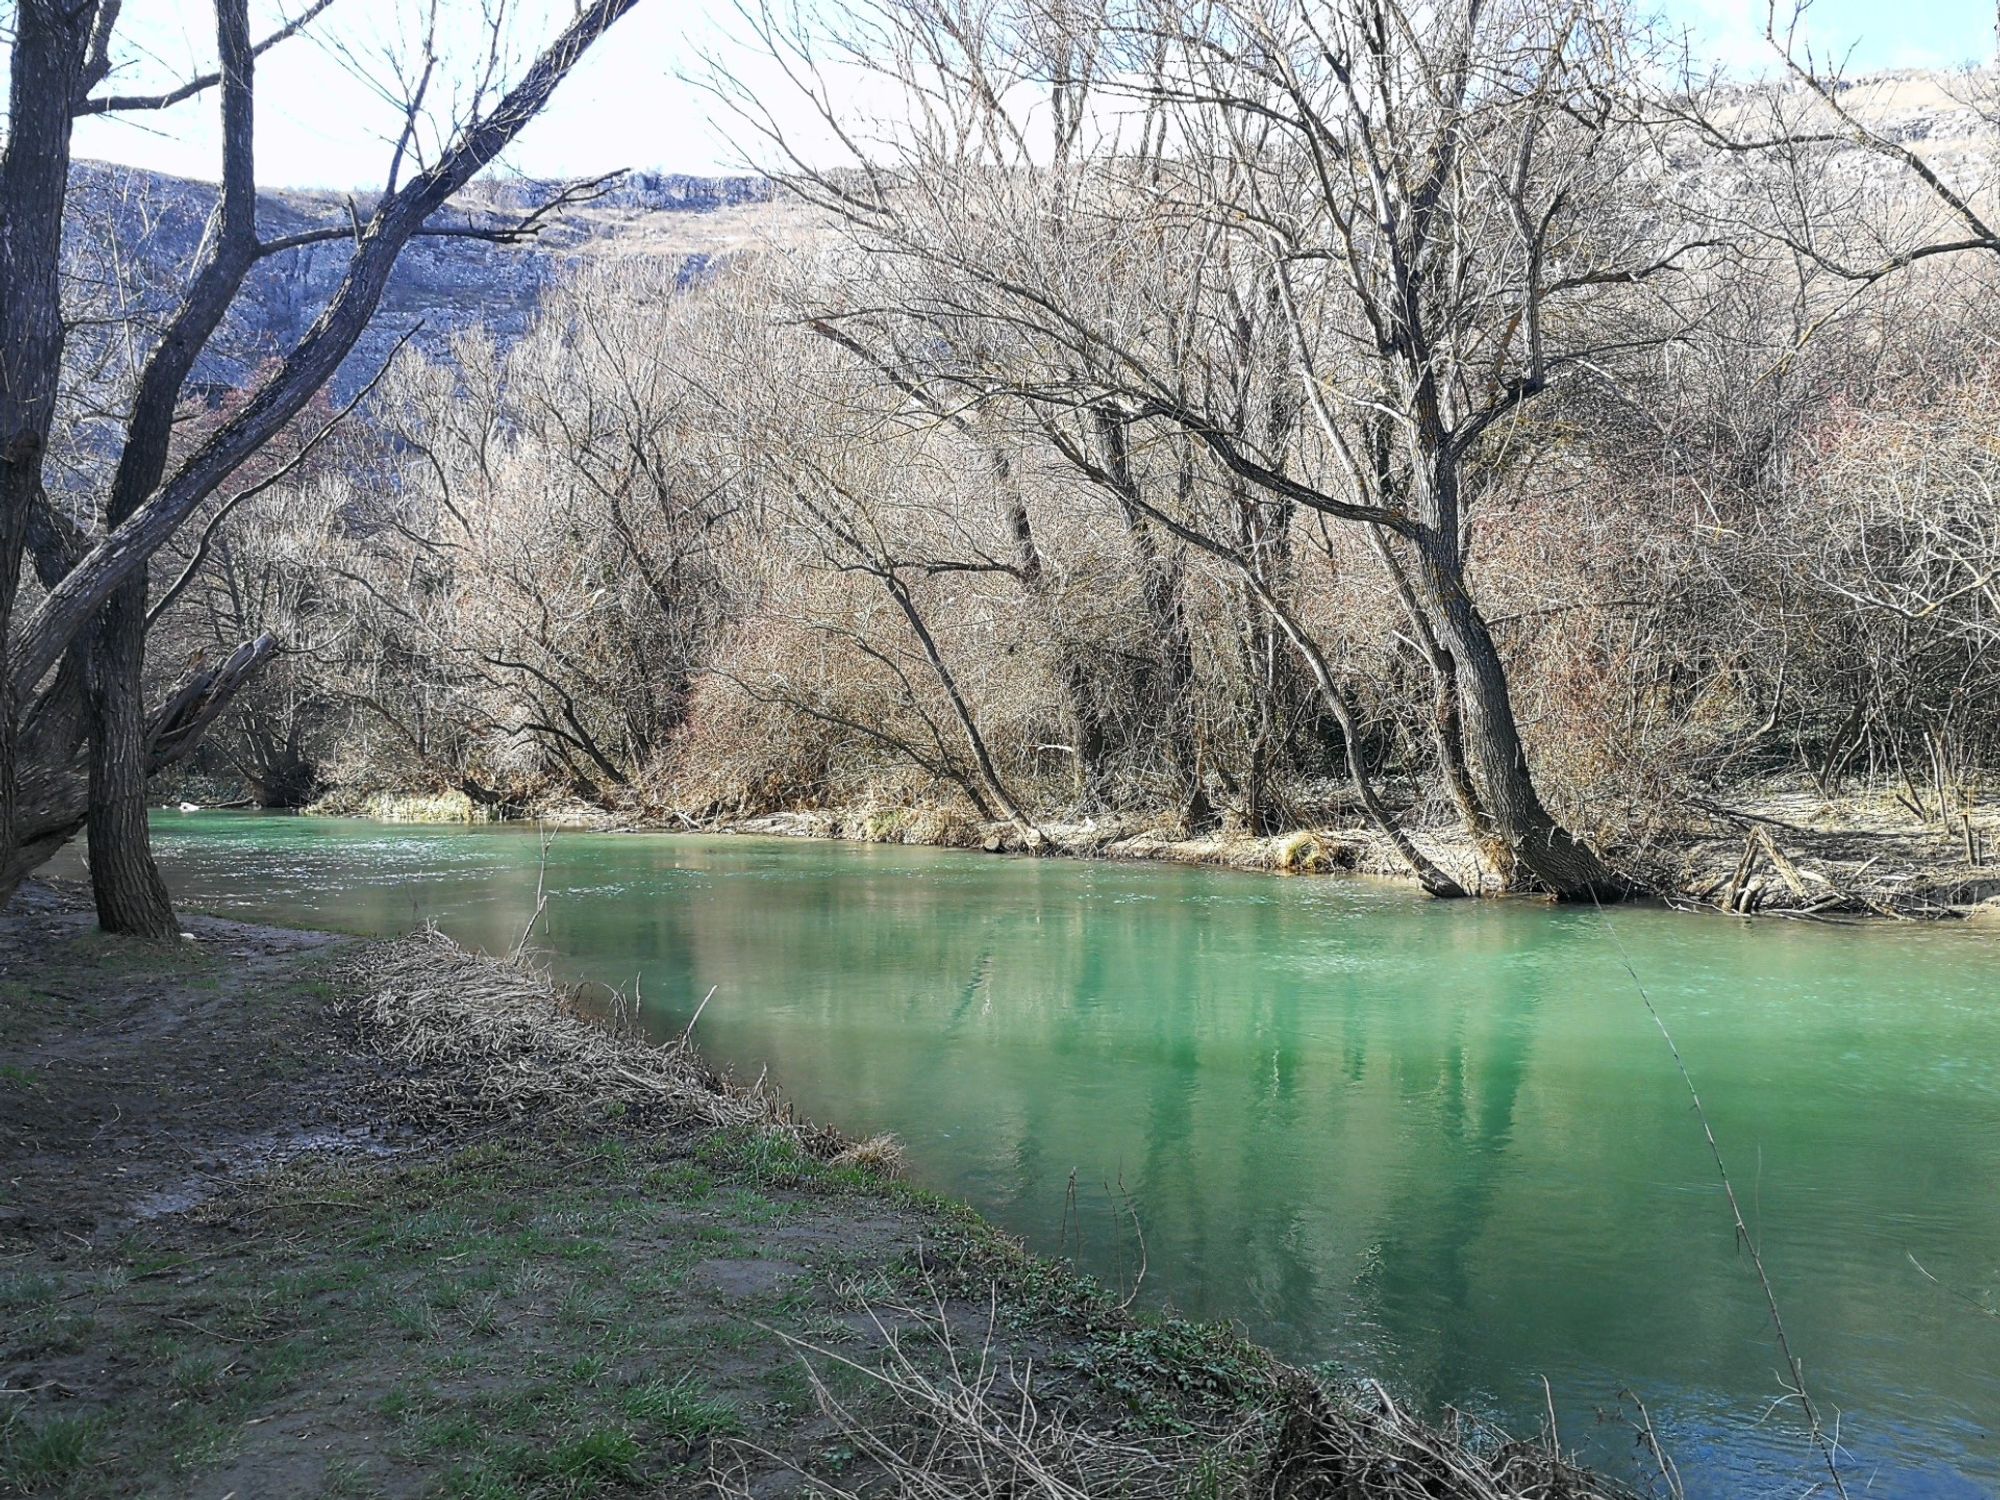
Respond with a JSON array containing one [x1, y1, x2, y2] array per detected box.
[[0, 1411, 103, 1496], [619, 1375, 742, 1441]]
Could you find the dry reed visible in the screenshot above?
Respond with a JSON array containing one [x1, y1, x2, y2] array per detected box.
[[341, 927, 898, 1167], [715, 1284, 1638, 1500]]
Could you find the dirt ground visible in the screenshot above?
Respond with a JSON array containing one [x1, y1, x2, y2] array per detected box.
[[0, 883, 374, 1246], [0, 884, 1288, 1500]]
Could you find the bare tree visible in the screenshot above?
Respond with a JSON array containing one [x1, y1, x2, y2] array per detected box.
[[0, 0, 648, 925], [716, 0, 1716, 895]]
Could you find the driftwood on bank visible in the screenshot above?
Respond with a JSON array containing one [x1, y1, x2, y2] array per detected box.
[[1674, 810, 1994, 920]]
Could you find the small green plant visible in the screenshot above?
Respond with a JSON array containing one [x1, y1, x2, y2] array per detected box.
[[524, 1427, 643, 1484], [0, 1273, 58, 1311], [0, 1411, 101, 1494], [166, 1351, 229, 1403], [619, 1375, 742, 1442], [861, 807, 911, 842], [698, 1127, 819, 1188]]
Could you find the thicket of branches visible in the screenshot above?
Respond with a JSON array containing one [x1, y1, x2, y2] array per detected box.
[[207, 232, 2000, 864], [16, 0, 2000, 914], [0, 0, 643, 936]]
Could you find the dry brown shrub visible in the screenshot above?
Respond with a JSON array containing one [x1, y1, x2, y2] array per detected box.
[[341, 929, 898, 1170], [715, 1289, 1634, 1500]]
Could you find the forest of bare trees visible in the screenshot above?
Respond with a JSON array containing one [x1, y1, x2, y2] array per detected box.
[[9, 0, 2000, 922], [0, 0, 643, 934]]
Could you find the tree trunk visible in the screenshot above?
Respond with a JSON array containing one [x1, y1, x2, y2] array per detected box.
[[1238, 587, 1280, 835], [999, 454, 1106, 807], [1362, 526, 1513, 886], [883, 575, 1041, 847], [1247, 576, 1467, 898], [1429, 648, 1516, 887], [1093, 414, 1205, 824], [1415, 537, 1628, 900], [85, 574, 177, 935], [6, 0, 646, 708], [0, 4, 87, 904]]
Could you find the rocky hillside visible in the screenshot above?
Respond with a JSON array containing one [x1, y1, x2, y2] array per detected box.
[[65, 162, 785, 397], [60, 67, 1996, 401]]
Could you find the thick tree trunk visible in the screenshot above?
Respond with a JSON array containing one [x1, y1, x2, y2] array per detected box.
[[1429, 649, 1516, 886], [76, 0, 257, 937], [240, 742, 319, 808], [85, 575, 177, 936], [0, 4, 87, 904], [1415, 538, 1628, 900], [1362, 527, 1513, 886]]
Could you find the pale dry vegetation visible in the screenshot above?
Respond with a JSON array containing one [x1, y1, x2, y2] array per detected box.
[[16, 0, 2000, 917], [201, 182, 2000, 908]]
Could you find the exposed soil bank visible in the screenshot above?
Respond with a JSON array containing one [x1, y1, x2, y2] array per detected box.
[[1, 883, 1625, 1499]]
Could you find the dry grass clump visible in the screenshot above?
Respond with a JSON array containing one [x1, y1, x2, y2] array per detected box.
[[901, 804, 986, 848], [342, 929, 897, 1167], [853, 803, 989, 848], [717, 1295, 1222, 1500], [304, 789, 498, 823], [719, 1291, 1635, 1500], [1257, 1376, 1634, 1500], [1275, 830, 1330, 874]]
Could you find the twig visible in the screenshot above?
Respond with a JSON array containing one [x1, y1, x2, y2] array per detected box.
[[510, 820, 554, 961], [674, 985, 718, 1050], [1591, 896, 1849, 1498]]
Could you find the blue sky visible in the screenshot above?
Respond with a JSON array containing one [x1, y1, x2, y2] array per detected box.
[[1677, 0, 1989, 70], [57, 0, 1995, 191]]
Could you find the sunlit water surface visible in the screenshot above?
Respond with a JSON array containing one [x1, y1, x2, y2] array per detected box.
[[59, 813, 2000, 1496]]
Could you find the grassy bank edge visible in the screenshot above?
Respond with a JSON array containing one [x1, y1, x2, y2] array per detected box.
[[342, 930, 1637, 1497], [2, 911, 1637, 1499], [287, 782, 2000, 920]]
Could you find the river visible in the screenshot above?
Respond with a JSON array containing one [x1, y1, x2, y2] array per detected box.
[[62, 812, 2000, 1496]]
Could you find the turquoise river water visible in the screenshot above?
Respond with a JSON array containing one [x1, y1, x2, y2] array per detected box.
[[66, 812, 2000, 1496]]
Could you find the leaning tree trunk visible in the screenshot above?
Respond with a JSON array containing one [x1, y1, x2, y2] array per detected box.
[[1415, 537, 1628, 900], [1428, 648, 1517, 886], [883, 574, 1042, 848], [1364, 526, 1514, 887], [1247, 576, 1467, 898]]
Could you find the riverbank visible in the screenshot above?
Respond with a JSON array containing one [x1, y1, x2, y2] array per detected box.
[[0, 883, 1628, 1499], [696, 786, 2000, 921], [287, 774, 2000, 919]]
